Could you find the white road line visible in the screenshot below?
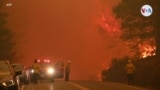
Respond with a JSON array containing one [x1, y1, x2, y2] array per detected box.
[[69, 82, 91, 90]]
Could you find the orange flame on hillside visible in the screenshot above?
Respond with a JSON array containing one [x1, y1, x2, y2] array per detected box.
[[97, 12, 121, 35], [139, 44, 156, 58]]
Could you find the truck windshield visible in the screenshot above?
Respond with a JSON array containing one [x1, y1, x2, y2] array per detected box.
[[39, 63, 53, 68], [12, 64, 24, 71]]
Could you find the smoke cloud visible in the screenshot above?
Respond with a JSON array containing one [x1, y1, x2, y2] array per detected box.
[[4, 0, 131, 80]]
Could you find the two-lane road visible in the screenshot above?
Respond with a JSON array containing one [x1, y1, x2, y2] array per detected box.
[[22, 80, 147, 90]]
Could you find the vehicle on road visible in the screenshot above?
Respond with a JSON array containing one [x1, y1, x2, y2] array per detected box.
[[0, 60, 21, 90], [11, 63, 29, 84], [31, 59, 64, 82]]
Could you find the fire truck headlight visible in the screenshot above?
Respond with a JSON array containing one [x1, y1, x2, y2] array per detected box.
[[47, 68, 55, 74], [31, 69, 34, 73]]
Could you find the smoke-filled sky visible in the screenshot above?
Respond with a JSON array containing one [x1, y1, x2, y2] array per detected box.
[[2, 0, 132, 80]]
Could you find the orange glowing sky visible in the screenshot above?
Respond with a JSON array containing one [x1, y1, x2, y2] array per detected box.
[[2, 0, 132, 80]]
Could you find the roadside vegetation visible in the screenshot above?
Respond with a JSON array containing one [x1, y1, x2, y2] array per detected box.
[[102, 56, 160, 90]]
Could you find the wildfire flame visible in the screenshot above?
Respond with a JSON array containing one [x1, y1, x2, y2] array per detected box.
[[139, 38, 156, 59], [140, 45, 156, 58], [97, 12, 121, 35], [97, 2, 156, 59]]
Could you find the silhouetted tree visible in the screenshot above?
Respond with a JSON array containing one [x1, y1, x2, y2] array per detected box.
[[0, 0, 16, 61], [113, 0, 160, 58]]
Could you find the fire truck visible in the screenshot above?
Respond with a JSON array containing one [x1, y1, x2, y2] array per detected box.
[[32, 59, 64, 82]]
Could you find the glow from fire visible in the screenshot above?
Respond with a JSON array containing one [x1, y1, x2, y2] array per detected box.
[[98, 11, 156, 59], [96, 0, 156, 60], [139, 44, 156, 58], [97, 12, 121, 35]]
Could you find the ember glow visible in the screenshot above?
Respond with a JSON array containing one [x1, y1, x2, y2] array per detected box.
[[97, 12, 121, 35], [97, 7, 156, 59], [139, 44, 156, 58]]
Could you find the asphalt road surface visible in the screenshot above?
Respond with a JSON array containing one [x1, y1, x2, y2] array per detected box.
[[21, 80, 148, 90]]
